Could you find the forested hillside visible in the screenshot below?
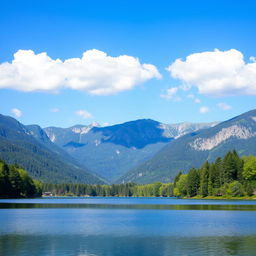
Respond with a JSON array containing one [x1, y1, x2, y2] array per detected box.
[[0, 160, 42, 198], [0, 114, 105, 184]]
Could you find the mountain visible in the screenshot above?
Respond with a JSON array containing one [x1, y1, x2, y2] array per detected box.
[[117, 109, 256, 184], [44, 119, 216, 182], [0, 114, 105, 184], [161, 122, 218, 138]]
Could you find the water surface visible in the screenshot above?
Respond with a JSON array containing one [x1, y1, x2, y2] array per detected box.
[[1, 197, 256, 256]]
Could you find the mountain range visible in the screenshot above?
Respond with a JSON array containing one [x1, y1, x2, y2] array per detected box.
[[1, 109, 256, 184], [44, 119, 217, 182], [118, 109, 256, 184], [0, 114, 105, 184]]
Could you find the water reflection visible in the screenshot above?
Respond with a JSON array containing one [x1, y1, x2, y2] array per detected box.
[[1, 202, 256, 211], [1, 198, 256, 256], [0, 234, 256, 256]]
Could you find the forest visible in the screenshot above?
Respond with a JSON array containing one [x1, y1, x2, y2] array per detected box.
[[1, 150, 256, 198], [43, 151, 256, 198], [0, 160, 42, 198], [174, 150, 256, 198]]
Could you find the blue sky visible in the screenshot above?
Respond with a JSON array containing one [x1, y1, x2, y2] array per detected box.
[[0, 0, 256, 127]]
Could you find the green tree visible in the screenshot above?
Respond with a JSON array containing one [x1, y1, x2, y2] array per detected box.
[[0, 163, 12, 197], [223, 150, 243, 182], [9, 165, 23, 197], [199, 161, 209, 197], [159, 183, 173, 197], [215, 157, 224, 186], [242, 156, 256, 180], [174, 171, 182, 186], [226, 181, 245, 197], [187, 168, 200, 197], [18, 168, 36, 197], [174, 174, 188, 197]]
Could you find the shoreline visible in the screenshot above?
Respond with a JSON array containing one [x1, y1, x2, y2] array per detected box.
[[2, 195, 256, 200]]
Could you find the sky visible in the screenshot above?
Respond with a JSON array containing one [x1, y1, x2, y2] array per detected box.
[[1, 0, 256, 127]]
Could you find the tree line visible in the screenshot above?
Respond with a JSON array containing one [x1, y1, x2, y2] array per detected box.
[[174, 150, 256, 197], [1, 151, 256, 198], [42, 182, 174, 197], [0, 160, 42, 198]]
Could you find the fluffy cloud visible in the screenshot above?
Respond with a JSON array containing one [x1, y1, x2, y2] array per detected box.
[[217, 102, 232, 110], [75, 110, 93, 119], [199, 106, 210, 114], [0, 49, 161, 95], [11, 108, 22, 117], [161, 87, 178, 99], [187, 94, 201, 103], [167, 49, 256, 96]]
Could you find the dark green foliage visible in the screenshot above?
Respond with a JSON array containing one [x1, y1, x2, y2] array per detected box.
[[223, 150, 244, 183], [42, 182, 174, 197], [0, 160, 42, 198], [172, 151, 256, 198], [0, 162, 12, 196], [187, 168, 200, 197], [199, 161, 210, 197]]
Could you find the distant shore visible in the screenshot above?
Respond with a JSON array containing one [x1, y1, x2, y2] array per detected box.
[[39, 195, 256, 200]]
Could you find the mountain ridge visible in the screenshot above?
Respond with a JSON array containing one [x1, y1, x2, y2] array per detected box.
[[44, 119, 217, 182], [117, 109, 256, 184], [0, 114, 105, 184]]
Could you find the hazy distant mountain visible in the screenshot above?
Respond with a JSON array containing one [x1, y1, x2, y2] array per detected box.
[[118, 109, 256, 184], [45, 119, 216, 182], [0, 114, 105, 184]]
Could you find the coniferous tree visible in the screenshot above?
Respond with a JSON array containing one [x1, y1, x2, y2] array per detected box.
[[0, 163, 12, 197], [187, 168, 200, 197], [199, 161, 209, 197], [223, 150, 243, 183]]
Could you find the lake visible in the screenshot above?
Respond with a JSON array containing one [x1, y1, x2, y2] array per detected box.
[[0, 197, 256, 256]]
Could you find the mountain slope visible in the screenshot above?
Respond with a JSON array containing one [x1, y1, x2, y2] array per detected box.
[[118, 109, 256, 184], [45, 119, 216, 182], [0, 114, 105, 184]]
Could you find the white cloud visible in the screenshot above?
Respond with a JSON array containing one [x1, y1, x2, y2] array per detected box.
[[0, 49, 161, 95], [11, 108, 22, 117], [167, 49, 256, 97], [187, 94, 201, 103], [161, 87, 178, 99], [75, 110, 93, 119], [50, 108, 60, 112], [217, 102, 232, 110], [199, 106, 210, 114], [249, 56, 256, 63]]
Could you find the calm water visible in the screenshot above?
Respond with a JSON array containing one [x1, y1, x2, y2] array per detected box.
[[0, 197, 256, 256]]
